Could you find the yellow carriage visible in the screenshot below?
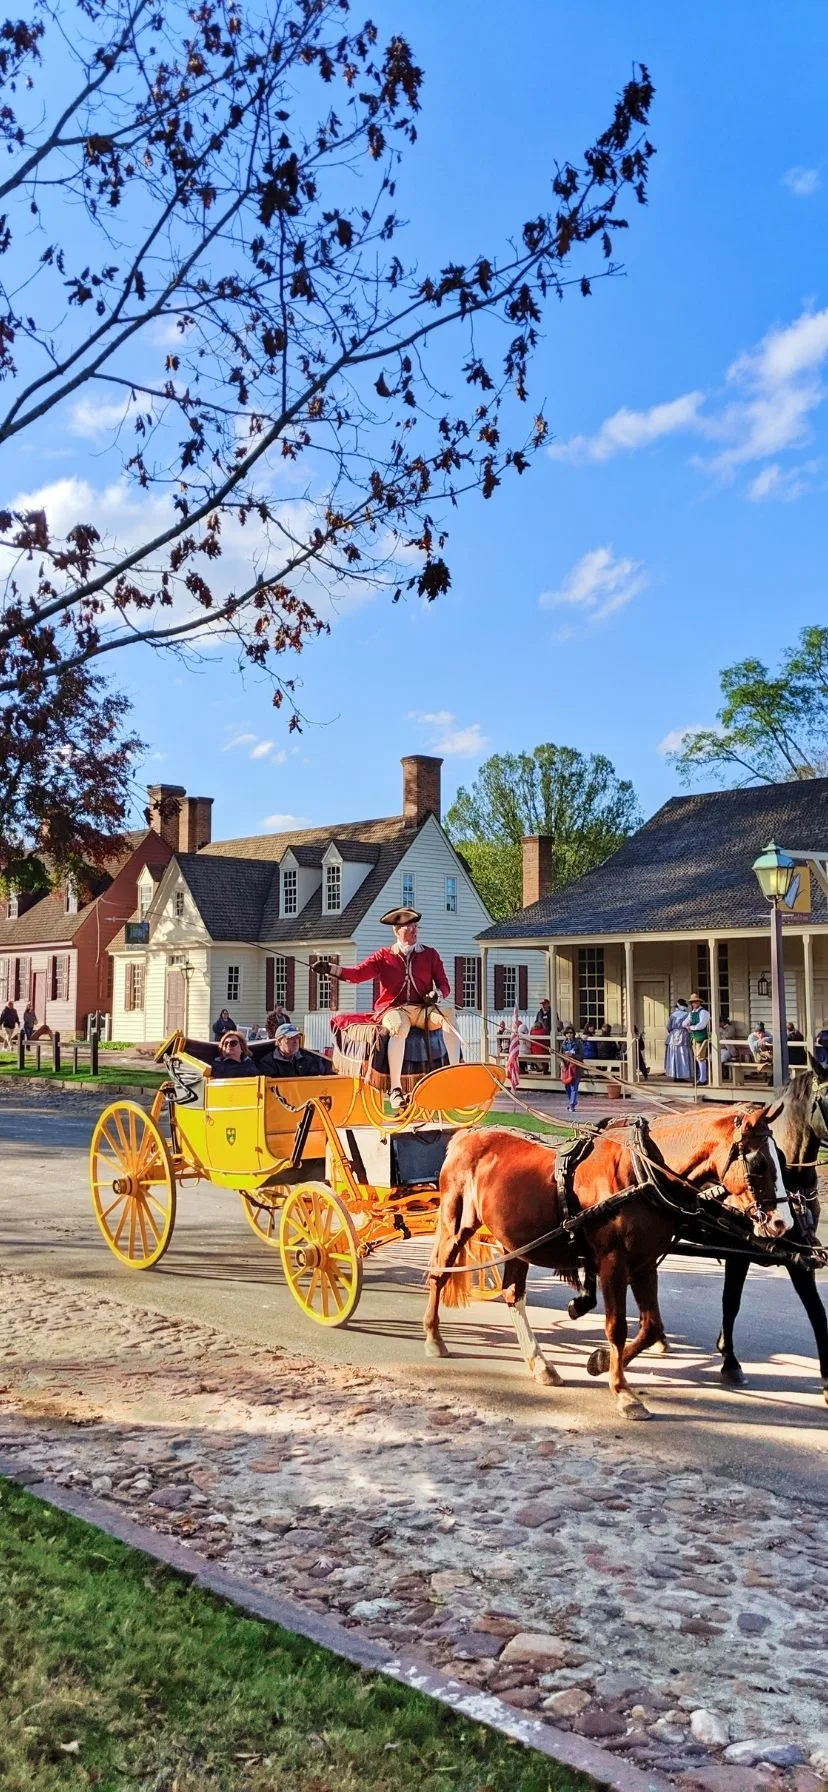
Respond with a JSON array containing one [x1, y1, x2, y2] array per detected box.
[[88, 1035, 505, 1327]]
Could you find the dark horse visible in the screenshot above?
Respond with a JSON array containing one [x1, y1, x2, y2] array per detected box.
[[567, 1065, 828, 1405], [424, 1108, 787, 1419], [717, 1063, 828, 1403]]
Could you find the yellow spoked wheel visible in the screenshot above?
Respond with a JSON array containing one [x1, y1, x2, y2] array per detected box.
[[240, 1188, 286, 1248], [443, 1102, 490, 1127], [279, 1182, 363, 1326], [90, 1101, 176, 1269], [466, 1233, 504, 1301]]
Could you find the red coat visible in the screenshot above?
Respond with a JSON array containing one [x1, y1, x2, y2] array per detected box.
[[336, 944, 450, 1016]]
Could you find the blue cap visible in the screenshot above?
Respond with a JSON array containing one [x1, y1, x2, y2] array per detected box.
[[274, 1022, 300, 1041]]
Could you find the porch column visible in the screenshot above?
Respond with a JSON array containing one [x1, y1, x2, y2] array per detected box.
[[547, 942, 558, 1078], [707, 934, 720, 1087], [480, 945, 489, 1062], [624, 938, 636, 1082], [803, 931, 815, 1054]]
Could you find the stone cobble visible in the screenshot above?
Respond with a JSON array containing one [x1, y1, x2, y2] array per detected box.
[[0, 1269, 826, 1790]]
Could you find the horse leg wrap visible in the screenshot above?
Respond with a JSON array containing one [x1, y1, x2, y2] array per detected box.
[[509, 1296, 562, 1386]]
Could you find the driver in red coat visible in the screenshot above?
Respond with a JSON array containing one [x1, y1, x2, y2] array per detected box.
[[319, 907, 461, 1109]]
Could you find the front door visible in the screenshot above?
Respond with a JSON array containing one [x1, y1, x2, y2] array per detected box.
[[31, 970, 46, 1025], [165, 966, 186, 1036], [634, 978, 669, 1058]]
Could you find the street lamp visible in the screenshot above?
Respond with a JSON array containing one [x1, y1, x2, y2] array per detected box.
[[752, 841, 794, 1084], [180, 958, 195, 1037]]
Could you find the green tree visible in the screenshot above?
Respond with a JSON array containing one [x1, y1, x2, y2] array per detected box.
[[446, 744, 642, 920], [671, 626, 828, 787]]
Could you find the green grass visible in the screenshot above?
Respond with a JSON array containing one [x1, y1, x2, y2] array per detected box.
[[0, 1479, 589, 1792], [482, 1109, 573, 1139], [0, 1062, 163, 1088]]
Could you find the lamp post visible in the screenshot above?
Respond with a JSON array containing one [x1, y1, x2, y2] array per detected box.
[[752, 841, 794, 1085], [181, 958, 195, 1037]]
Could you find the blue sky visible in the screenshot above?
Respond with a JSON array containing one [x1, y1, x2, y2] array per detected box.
[[30, 2, 828, 838]]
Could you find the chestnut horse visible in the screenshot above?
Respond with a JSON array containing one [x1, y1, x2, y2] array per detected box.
[[424, 1108, 787, 1419]]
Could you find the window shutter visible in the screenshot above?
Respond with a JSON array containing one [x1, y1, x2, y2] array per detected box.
[[494, 965, 505, 1009], [50, 955, 57, 1002], [329, 954, 340, 1009], [265, 956, 274, 1012], [518, 966, 528, 1009], [285, 956, 295, 1009], [309, 956, 318, 1010], [473, 956, 481, 1010], [454, 957, 465, 1010], [0, 958, 7, 1003]]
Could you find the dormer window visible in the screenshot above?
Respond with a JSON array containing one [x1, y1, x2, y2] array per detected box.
[[65, 877, 78, 915], [174, 889, 185, 919], [139, 885, 152, 921], [283, 866, 298, 916], [6, 889, 18, 920], [325, 861, 342, 913]]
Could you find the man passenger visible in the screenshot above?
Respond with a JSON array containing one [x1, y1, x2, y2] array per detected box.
[[259, 1022, 332, 1079]]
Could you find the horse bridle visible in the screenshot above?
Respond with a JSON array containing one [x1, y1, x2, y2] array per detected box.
[[720, 1112, 780, 1226]]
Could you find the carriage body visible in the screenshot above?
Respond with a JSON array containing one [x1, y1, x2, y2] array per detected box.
[[88, 1033, 504, 1323]]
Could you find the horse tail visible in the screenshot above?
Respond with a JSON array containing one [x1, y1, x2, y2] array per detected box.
[[427, 1135, 479, 1307]]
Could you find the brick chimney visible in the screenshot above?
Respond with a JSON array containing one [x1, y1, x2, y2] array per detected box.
[[178, 796, 213, 853], [522, 835, 554, 908], [401, 755, 442, 827], [147, 783, 186, 851]]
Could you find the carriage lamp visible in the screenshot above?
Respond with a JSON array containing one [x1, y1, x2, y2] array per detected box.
[[752, 841, 795, 904], [752, 841, 793, 1083]]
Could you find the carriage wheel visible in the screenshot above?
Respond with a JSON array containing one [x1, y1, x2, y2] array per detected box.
[[466, 1234, 504, 1301], [90, 1101, 176, 1269], [240, 1188, 286, 1248], [279, 1182, 363, 1326], [444, 1102, 490, 1127]]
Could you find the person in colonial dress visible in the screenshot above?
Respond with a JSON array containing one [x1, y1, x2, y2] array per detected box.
[[318, 907, 461, 1110], [683, 992, 711, 1085], [665, 998, 693, 1080]]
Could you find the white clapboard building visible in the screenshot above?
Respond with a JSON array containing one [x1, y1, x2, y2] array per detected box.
[[109, 756, 544, 1048]]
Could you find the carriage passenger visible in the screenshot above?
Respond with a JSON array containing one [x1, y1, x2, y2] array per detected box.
[[211, 1031, 257, 1079], [259, 1022, 332, 1078]]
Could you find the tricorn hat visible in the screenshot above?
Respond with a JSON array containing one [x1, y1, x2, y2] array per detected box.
[[379, 905, 421, 927]]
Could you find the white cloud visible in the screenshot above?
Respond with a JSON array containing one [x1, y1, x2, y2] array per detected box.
[[223, 732, 258, 751], [783, 165, 821, 198], [549, 392, 704, 463], [261, 812, 311, 830], [746, 460, 820, 502], [69, 395, 144, 437], [407, 708, 454, 728], [250, 739, 274, 759], [539, 546, 648, 623], [433, 722, 489, 757], [657, 723, 707, 756]]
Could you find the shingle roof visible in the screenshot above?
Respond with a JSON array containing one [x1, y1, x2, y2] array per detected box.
[[175, 855, 278, 941], [201, 815, 405, 862], [0, 895, 87, 949], [479, 779, 828, 941], [257, 835, 413, 943]]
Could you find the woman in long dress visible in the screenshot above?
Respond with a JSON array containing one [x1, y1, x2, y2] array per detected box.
[[665, 999, 693, 1080]]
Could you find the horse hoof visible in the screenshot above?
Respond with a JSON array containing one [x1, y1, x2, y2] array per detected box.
[[617, 1392, 650, 1420], [822, 1381, 828, 1407], [650, 1338, 670, 1356], [586, 1346, 611, 1378], [568, 1294, 597, 1321], [424, 1337, 450, 1360], [720, 1361, 746, 1388], [532, 1359, 562, 1387]]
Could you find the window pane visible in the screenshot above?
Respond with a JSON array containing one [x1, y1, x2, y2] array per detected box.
[[502, 965, 517, 1010], [273, 955, 288, 1006], [174, 890, 185, 918], [325, 863, 341, 911], [445, 876, 457, 914], [402, 871, 415, 907], [577, 946, 605, 1028], [227, 966, 240, 1002], [317, 972, 333, 1010], [461, 956, 478, 1008], [283, 868, 297, 916]]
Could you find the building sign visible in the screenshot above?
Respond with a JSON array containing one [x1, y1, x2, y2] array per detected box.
[[783, 868, 811, 916], [125, 921, 150, 945]]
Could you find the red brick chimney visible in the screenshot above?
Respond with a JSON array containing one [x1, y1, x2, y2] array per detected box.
[[401, 755, 442, 827], [178, 796, 213, 853], [522, 835, 554, 907], [147, 783, 186, 851]]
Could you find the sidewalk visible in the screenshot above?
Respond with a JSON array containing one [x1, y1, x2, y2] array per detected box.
[[1, 1267, 827, 1789]]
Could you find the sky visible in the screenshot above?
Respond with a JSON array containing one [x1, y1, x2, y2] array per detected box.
[[19, 1, 828, 841]]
